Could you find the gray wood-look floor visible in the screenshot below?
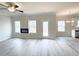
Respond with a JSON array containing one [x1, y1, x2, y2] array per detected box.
[[0, 37, 79, 56]]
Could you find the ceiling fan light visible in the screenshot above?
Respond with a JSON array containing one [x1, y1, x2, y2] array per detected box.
[[8, 7, 15, 12]]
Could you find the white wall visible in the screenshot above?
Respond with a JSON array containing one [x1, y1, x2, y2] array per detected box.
[[0, 16, 11, 41], [11, 13, 56, 39]]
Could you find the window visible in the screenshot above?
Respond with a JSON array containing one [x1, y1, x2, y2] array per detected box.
[[14, 21, 20, 33], [71, 30, 75, 38], [28, 20, 36, 33], [43, 21, 48, 36], [58, 20, 65, 32]]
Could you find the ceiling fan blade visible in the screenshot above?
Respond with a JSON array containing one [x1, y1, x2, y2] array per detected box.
[[16, 9, 24, 13], [0, 4, 8, 8], [0, 3, 23, 13], [5, 2, 19, 8], [6, 2, 14, 6]]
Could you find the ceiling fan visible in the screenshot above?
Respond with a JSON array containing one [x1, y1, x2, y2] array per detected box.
[[0, 2, 24, 13]]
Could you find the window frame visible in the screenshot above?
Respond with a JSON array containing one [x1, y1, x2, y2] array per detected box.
[[14, 21, 20, 33], [58, 20, 65, 32], [43, 21, 48, 37], [28, 20, 36, 33]]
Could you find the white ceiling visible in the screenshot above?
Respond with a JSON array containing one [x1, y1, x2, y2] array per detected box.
[[16, 2, 79, 15], [0, 2, 79, 16]]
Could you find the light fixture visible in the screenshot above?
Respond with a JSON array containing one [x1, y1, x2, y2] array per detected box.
[[66, 20, 71, 23], [71, 20, 74, 23], [8, 7, 16, 12], [66, 20, 74, 23]]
